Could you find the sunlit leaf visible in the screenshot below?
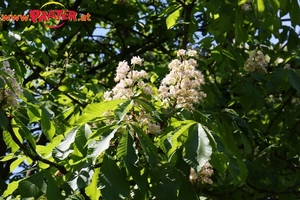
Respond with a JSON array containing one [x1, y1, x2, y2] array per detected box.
[[166, 6, 182, 29]]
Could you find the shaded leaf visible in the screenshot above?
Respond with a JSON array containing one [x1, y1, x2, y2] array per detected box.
[[99, 154, 130, 199], [183, 123, 212, 172], [288, 70, 300, 94]]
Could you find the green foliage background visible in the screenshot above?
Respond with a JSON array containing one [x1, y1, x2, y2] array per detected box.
[[0, 0, 300, 199]]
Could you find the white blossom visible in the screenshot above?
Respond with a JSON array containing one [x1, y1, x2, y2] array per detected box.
[[241, 0, 252, 11], [148, 123, 161, 134], [187, 49, 197, 57], [177, 49, 186, 57], [0, 61, 22, 108], [158, 51, 206, 111], [244, 50, 268, 74], [131, 56, 143, 66]]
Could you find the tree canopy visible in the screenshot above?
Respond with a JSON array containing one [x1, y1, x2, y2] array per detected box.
[[0, 0, 300, 199]]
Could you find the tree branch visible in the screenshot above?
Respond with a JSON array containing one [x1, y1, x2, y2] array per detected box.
[[7, 117, 67, 174]]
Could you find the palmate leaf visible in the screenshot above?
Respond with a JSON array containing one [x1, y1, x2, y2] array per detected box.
[[99, 154, 130, 199], [183, 123, 212, 172], [68, 162, 94, 191]]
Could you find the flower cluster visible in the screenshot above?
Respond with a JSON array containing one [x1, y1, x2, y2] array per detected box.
[[0, 61, 22, 108], [198, 162, 214, 184], [132, 109, 161, 134], [244, 50, 268, 74], [189, 162, 214, 185], [241, 0, 252, 11], [104, 56, 153, 100], [103, 56, 161, 134], [158, 49, 206, 111]]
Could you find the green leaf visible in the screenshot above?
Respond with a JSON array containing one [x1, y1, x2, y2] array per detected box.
[[183, 123, 212, 172], [257, 0, 265, 13], [74, 124, 92, 157], [13, 118, 36, 149], [99, 154, 130, 199], [0, 153, 15, 162], [18, 172, 45, 198], [87, 124, 117, 141], [114, 100, 133, 123], [41, 107, 56, 141], [268, 0, 280, 11], [166, 6, 182, 29], [177, 177, 198, 200], [53, 127, 78, 160], [44, 171, 64, 200], [166, 121, 196, 157], [238, 0, 247, 5], [234, 11, 247, 44], [132, 124, 158, 167], [228, 156, 248, 185], [10, 156, 25, 172], [2, 180, 21, 197], [117, 129, 138, 165], [117, 130, 148, 197], [85, 168, 101, 200], [290, 0, 300, 27], [134, 98, 162, 121], [151, 169, 180, 200], [210, 152, 229, 175], [36, 135, 63, 159], [288, 70, 300, 94], [26, 104, 41, 123], [77, 99, 126, 125], [0, 110, 8, 129], [87, 125, 120, 163], [68, 162, 93, 191], [3, 128, 22, 153]]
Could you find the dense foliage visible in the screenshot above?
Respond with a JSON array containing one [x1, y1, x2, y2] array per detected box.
[[0, 0, 300, 199]]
